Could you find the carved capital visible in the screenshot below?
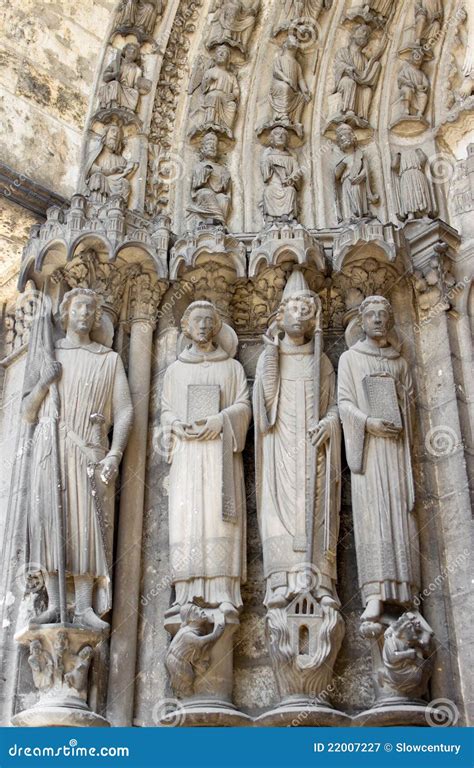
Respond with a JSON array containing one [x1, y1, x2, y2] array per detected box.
[[128, 270, 167, 326]]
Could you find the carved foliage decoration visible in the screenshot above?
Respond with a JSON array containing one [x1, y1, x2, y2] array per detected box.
[[148, 0, 205, 211]]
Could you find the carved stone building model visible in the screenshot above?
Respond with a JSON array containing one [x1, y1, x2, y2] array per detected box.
[[0, 0, 472, 728]]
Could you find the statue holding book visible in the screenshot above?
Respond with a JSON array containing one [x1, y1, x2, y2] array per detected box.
[[161, 300, 251, 620], [337, 296, 420, 624]]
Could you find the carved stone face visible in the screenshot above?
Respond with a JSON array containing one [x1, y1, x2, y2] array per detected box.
[[123, 43, 139, 62], [188, 605, 208, 624], [271, 126, 288, 150], [361, 301, 391, 339], [281, 297, 316, 339], [353, 25, 370, 47], [187, 307, 219, 345], [215, 45, 230, 66], [30, 640, 42, 658], [286, 35, 298, 51], [67, 295, 98, 335], [105, 126, 122, 153], [336, 127, 356, 151]]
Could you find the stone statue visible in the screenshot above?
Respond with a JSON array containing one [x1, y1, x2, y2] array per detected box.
[[334, 123, 378, 223], [381, 612, 434, 698], [254, 271, 341, 610], [187, 132, 232, 227], [161, 300, 251, 619], [22, 288, 133, 630], [194, 45, 240, 138], [64, 645, 93, 694], [392, 47, 430, 123], [338, 296, 420, 624], [165, 604, 226, 698], [267, 34, 311, 136], [28, 640, 54, 692], [332, 24, 383, 126], [207, 0, 259, 55], [414, 0, 443, 48], [115, 0, 163, 36], [273, 0, 332, 35], [391, 148, 437, 220], [345, 1, 394, 26], [261, 126, 303, 224], [98, 43, 151, 114], [85, 125, 137, 205]]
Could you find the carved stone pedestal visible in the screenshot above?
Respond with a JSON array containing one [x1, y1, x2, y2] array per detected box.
[[256, 697, 351, 727], [163, 611, 250, 727], [12, 624, 109, 728]]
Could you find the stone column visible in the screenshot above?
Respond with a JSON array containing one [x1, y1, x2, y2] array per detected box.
[[407, 222, 474, 724], [107, 275, 165, 726]]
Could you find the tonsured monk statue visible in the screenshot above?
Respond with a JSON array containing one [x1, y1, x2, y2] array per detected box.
[[338, 296, 420, 623], [161, 301, 251, 620]]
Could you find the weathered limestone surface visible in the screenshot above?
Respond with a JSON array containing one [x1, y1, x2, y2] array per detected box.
[[0, 0, 115, 195]]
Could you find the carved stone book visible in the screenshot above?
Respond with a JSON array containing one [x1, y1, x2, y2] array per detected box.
[[363, 373, 402, 429], [187, 384, 220, 424]]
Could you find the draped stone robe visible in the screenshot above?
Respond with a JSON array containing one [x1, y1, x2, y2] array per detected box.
[[254, 339, 341, 606], [161, 345, 251, 611], [337, 340, 420, 607], [28, 341, 131, 614], [261, 147, 301, 220], [207, 1, 257, 52], [333, 45, 381, 121], [395, 149, 435, 218], [202, 65, 239, 135], [99, 60, 145, 112], [336, 148, 370, 221], [188, 160, 231, 223], [270, 49, 306, 125]]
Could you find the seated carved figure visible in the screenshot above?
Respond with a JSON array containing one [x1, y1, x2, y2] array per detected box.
[[268, 35, 311, 133], [207, 0, 259, 55], [261, 126, 303, 224], [187, 133, 232, 226], [201, 46, 240, 138], [99, 42, 151, 114], [85, 125, 137, 205]]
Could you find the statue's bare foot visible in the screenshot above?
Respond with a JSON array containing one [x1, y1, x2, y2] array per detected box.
[[33, 607, 60, 625], [74, 607, 109, 632], [361, 599, 383, 623]]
